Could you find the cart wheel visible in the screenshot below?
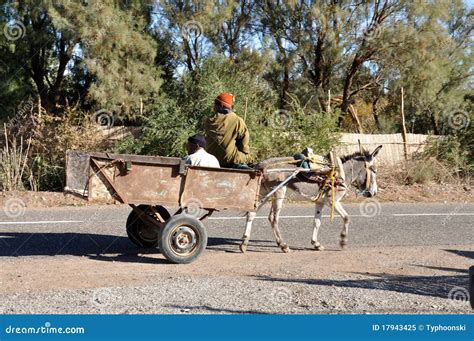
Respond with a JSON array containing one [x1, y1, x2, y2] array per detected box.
[[159, 214, 207, 264], [126, 205, 170, 248]]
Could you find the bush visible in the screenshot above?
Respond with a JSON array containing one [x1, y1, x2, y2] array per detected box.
[[116, 97, 196, 157], [405, 158, 456, 184], [391, 132, 472, 185], [422, 135, 472, 178], [2, 106, 108, 191], [117, 55, 340, 161]]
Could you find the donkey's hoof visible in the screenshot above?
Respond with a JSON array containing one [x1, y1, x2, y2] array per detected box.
[[281, 244, 291, 253], [239, 243, 248, 253], [313, 244, 325, 251]]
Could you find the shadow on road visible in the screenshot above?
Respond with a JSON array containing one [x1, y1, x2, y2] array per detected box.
[[412, 264, 469, 274], [206, 237, 306, 253], [88, 253, 170, 264], [0, 232, 258, 258], [255, 273, 469, 300], [0, 232, 134, 256], [444, 249, 474, 260]]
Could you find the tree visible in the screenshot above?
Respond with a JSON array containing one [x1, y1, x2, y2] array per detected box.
[[0, 0, 162, 120], [207, 0, 254, 60], [0, 0, 77, 113], [50, 0, 162, 119]]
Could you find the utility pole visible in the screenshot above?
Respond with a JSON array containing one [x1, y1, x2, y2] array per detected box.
[[400, 87, 408, 161]]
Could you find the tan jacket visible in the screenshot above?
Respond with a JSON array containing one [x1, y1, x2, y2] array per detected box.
[[205, 112, 251, 167]]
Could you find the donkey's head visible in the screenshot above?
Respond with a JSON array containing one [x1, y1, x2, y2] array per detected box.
[[341, 145, 383, 197]]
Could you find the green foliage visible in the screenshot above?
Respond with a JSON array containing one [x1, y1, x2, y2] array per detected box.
[[0, 0, 162, 121], [49, 0, 162, 119], [422, 134, 473, 176], [249, 92, 340, 160], [118, 54, 277, 158], [117, 55, 340, 161], [116, 97, 195, 157], [0, 0, 472, 191], [405, 158, 454, 185]]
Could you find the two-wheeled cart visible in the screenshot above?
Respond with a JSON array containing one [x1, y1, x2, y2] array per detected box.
[[66, 151, 267, 264]]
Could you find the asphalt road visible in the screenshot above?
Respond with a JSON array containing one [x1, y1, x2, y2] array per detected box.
[[0, 202, 473, 314], [0, 202, 472, 257]]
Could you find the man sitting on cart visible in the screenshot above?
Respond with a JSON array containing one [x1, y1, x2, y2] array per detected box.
[[205, 92, 252, 168], [184, 134, 220, 168]]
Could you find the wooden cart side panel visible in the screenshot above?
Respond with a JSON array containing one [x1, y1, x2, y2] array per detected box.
[[180, 167, 262, 212], [88, 158, 182, 205], [65, 150, 185, 197]]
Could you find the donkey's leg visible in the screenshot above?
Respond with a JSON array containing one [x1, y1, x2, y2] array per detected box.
[[269, 187, 290, 253], [334, 200, 350, 249], [240, 211, 256, 253], [311, 201, 325, 251]]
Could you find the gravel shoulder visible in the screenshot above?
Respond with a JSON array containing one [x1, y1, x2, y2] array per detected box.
[[1, 244, 472, 314]]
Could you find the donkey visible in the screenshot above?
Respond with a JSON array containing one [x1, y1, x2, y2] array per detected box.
[[240, 145, 383, 253]]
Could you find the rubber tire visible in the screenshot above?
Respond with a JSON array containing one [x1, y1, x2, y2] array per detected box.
[[126, 205, 170, 248], [159, 214, 207, 264], [469, 265, 474, 309]]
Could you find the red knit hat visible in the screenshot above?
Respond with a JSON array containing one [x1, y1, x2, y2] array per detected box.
[[215, 92, 233, 109]]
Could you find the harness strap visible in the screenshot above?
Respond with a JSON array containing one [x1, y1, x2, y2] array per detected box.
[[266, 157, 342, 221]]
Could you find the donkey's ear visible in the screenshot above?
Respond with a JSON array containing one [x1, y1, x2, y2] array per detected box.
[[372, 145, 383, 157]]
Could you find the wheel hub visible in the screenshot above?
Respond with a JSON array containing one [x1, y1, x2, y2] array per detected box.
[[172, 226, 197, 253]]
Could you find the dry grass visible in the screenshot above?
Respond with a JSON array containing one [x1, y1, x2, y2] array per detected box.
[[2, 105, 108, 191], [378, 159, 471, 186], [0, 124, 31, 191]]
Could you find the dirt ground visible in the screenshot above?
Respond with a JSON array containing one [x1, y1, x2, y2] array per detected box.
[[0, 245, 472, 314], [0, 181, 472, 209], [0, 245, 469, 293]]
